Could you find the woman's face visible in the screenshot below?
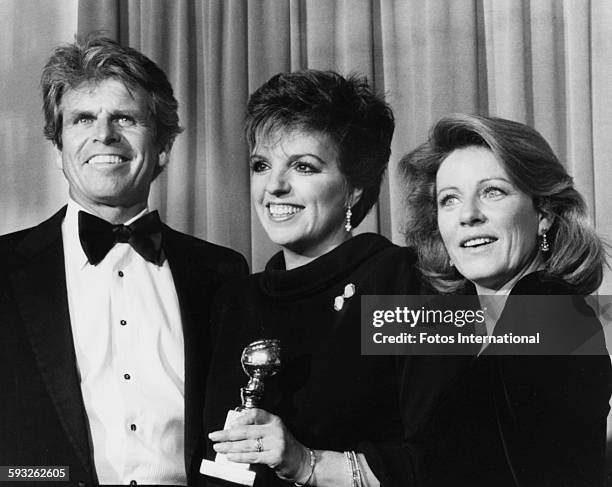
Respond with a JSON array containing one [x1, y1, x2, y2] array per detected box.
[[250, 129, 359, 258], [436, 146, 549, 292]]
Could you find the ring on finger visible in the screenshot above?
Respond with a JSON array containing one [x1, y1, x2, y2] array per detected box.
[[256, 437, 263, 453]]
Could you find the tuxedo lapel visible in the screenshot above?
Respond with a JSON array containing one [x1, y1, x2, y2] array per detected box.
[[163, 228, 216, 478], [9, 208, 93, 476]]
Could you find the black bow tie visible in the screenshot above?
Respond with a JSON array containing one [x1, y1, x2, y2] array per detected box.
[[78, 210, 164, 266]]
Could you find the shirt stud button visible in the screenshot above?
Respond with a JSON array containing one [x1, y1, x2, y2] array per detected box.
[[118, 270, 124, 277]]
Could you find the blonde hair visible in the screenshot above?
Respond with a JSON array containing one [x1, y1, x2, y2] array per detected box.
[[400, 113, 607, 295]]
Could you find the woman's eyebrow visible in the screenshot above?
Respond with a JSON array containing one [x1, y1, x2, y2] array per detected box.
[[477, 177, 512, 184], [437, 177, 512, 194], [437, 185, 458, 195], [287, 153, 328, 164]]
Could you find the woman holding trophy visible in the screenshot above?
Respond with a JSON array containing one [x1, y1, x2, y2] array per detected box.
[[202, 70, 449, 487]]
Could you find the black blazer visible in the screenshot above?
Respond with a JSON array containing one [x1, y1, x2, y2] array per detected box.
[[0, 207, 248, 487], [422, 272, 612, 487]]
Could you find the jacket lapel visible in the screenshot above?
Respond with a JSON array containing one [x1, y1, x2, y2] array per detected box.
[[9, 208, 93, 476], [163, 228, 216, 479]]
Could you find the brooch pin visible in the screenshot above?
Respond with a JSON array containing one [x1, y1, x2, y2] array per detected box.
[[333, 283, 356, 311]]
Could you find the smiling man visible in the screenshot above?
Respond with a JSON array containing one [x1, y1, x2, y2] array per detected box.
[[59, 78, 162, 220], [0, 36, 247, 486]]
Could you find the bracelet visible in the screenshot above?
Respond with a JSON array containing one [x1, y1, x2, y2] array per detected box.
[[294, 448, 316, 486], [344, 450, 363, 487]]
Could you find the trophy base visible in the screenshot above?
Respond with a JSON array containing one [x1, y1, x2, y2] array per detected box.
[[200, 458, 256, 486], [200, 409, 256, 486]]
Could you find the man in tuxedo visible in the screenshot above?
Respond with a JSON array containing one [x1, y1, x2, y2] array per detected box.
[[0, 36, 248, 486]]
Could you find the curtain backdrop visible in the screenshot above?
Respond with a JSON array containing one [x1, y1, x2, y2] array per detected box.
[[2, 0, 611, 289], [3, 0, 612, 470]]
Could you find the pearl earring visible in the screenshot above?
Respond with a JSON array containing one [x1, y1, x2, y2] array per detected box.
[[345, 207, 352, 232], [540, 231, 550, 253]]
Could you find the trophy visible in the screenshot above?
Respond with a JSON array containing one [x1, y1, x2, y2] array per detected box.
[[201, 339, 281, 485]]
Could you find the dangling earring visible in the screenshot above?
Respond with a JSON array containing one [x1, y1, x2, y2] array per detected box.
[[345, 206, 352, 232], [540, 231, 550, 253], [449, 258, 454, 267]]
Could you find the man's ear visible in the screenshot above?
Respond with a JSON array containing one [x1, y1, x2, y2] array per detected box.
[[54, 147, 63, 170], [158, 152, 168, 170], [152, 144, 172, 180]]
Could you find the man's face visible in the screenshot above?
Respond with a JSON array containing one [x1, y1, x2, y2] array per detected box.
[[59, 78, 166, 213]]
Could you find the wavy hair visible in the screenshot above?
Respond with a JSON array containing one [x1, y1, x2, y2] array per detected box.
[[400, 113, 607, 295], [245, 70, 394, 227]]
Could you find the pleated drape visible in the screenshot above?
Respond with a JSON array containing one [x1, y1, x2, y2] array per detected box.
[[0, 0, 77, 230], [1, 0, 611, 291]]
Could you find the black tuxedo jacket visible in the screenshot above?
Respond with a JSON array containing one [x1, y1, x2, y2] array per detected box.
[[0, 207, 248, 487]]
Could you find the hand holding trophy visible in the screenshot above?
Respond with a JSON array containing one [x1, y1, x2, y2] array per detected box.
[[201, 339, 281, 485]]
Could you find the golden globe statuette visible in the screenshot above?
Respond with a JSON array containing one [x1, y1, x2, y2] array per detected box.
[[200, 339, 281, 485]]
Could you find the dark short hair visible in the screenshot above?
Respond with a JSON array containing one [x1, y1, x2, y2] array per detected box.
[[245, 70, 394, 227], [400, 113, 607, 294], [41, 35, 182, 174]]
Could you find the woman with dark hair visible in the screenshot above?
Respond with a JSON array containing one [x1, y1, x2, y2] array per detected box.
[[401, 113, 611, 486], [201, 70, 451, 487]]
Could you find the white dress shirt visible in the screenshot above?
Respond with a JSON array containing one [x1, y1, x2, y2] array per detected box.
[[62, 200, 187, 485]]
